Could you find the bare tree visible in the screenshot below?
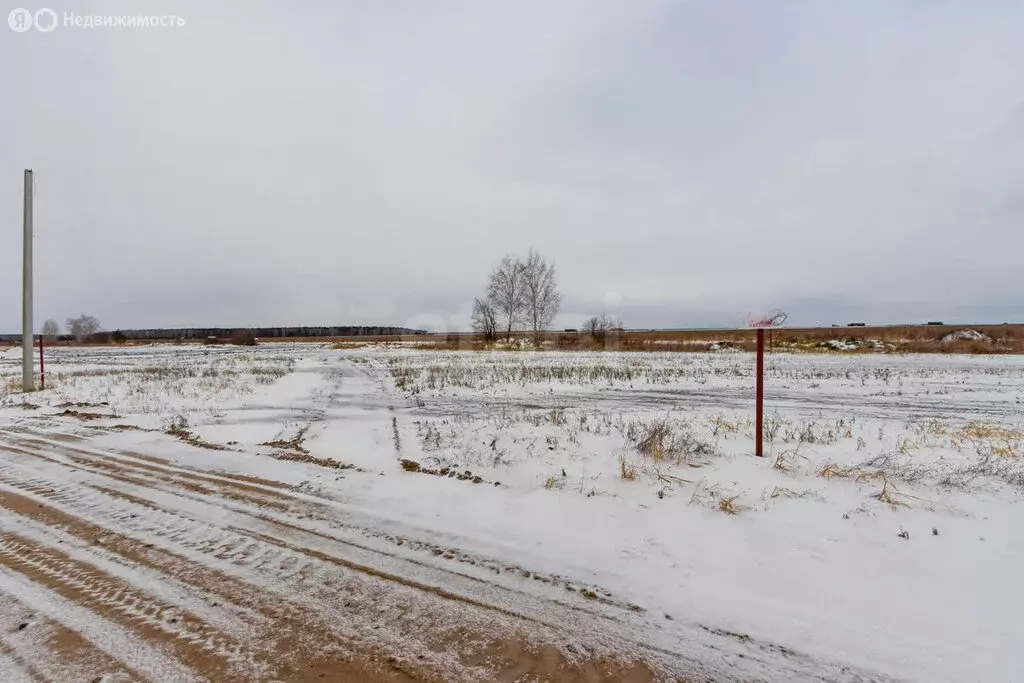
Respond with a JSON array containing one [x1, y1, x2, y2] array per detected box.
[[471, 297, 498, 342], [66, 314, 101, 343], [583, 314, 624, 348], [486, 255, 528, 340], [41, 319, 60, 340], [602, 314, 623, 331], [584, 316, 603, 336], [523, 248, 560, 343], [584, 314, 623, 335]]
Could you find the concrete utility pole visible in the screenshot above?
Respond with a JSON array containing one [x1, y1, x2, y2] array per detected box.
[[23, 169, 34, 392]]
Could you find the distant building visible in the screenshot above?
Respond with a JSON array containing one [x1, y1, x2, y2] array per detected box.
[[926, 321, 944, 326], [847, 322, 867, 327]]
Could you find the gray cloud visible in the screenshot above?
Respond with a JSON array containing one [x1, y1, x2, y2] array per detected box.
[[2, 0, 1023, 333]]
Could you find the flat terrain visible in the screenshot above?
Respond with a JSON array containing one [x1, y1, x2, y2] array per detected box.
[[0, 343, 1021, 681]]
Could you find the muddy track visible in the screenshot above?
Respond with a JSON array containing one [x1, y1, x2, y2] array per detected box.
[[0, 424, 681, 681], [0, 421, 890, 682], [0, 428, 638, 614]]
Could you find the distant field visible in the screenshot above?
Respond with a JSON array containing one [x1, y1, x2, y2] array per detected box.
[[1, 342, 1021, 680], [298, 323, 1024, 354], [4, 323, 1022, 354]]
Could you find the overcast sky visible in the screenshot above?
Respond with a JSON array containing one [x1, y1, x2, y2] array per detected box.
[[2, 1, 1023, 333]]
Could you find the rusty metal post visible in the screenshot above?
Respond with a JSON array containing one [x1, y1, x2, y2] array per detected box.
[[756, 328, 764, 457], [39, 334, 45, 390]]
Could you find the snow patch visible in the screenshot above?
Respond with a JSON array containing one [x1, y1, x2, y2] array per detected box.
[[941, 329, 990, 342]]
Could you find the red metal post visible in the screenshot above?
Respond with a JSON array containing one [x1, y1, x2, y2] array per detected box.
[[39, 335, 45, 390], [756, 328, 764, 457]]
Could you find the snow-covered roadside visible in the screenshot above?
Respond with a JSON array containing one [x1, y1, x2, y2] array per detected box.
[[309, 350, 1024, 683], [2, 343, 1022, 681]]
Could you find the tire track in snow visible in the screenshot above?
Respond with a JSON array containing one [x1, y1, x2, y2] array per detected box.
[[0, 420, 902, 682], [0, 532, 246, 681], [0, 433, 683, 679], [0, 430, 295, 511], [2, 428, 639, 614], [0, 486, 426, 682], [0, 566, 198, 682], [0, 586, 138, 682]]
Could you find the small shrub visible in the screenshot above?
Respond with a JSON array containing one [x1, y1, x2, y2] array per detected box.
[[619, 456, 638, 481], [718, 495, 742, 515], [231, 330, 258, 346]]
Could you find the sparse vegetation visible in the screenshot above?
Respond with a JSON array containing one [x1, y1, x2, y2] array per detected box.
[[231, 330, 258, 346], [619, 456, 638, 481], [630, 418, 717, 464]]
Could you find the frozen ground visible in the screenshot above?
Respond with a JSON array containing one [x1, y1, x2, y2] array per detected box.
[[0, 343, 1021, 681]]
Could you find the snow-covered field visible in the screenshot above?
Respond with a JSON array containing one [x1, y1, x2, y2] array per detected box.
[[0, 343, 1021, 682]]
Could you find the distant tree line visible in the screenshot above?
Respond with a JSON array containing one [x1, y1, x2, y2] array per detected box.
[[25, 318, 426, 344], [110, 326, 425, 341]]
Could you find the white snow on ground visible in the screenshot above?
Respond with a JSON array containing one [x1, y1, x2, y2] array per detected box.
[[1, 342, 1023, 681], [825, 339, 859, 351], [941, 329, 990, 342]]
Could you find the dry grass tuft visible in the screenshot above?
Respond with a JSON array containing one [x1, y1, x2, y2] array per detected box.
[[631, 418, 717, 464], [772, 449, 801, 472], [718, 495, 742, 515], [874, 479, 909, 508], [950, 421, 1023, 457], [261, 426, 310, 455], [689, 482, 744, 514], [619, 456, 638, 481], [635, 420, 673, 461], [768, 486, 820, 501], [818, 463, 882, 482], [165, 421, 231, 451]]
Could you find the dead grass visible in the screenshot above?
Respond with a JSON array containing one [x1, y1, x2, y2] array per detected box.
[[166, 425, 230, 451], [619, 456, 638, 481], [260, 426, 310, 454], [717, 495, 742, 515], [768, 486, 820, 500], [272, 451, 357, 471], [55, 409, 118, 421], [688, 481, 744, 513], [818, 463, 883, 483], [874, 479, 909, 508], [368, 323, 1024, 354], [950, 421, 1023, 457], [631, 419, 717, 464], [772, 450, 797, 472], [23, 324, 1024, 353]]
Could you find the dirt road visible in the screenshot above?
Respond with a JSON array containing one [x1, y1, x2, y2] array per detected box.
[[0, 420, 682, 682]]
